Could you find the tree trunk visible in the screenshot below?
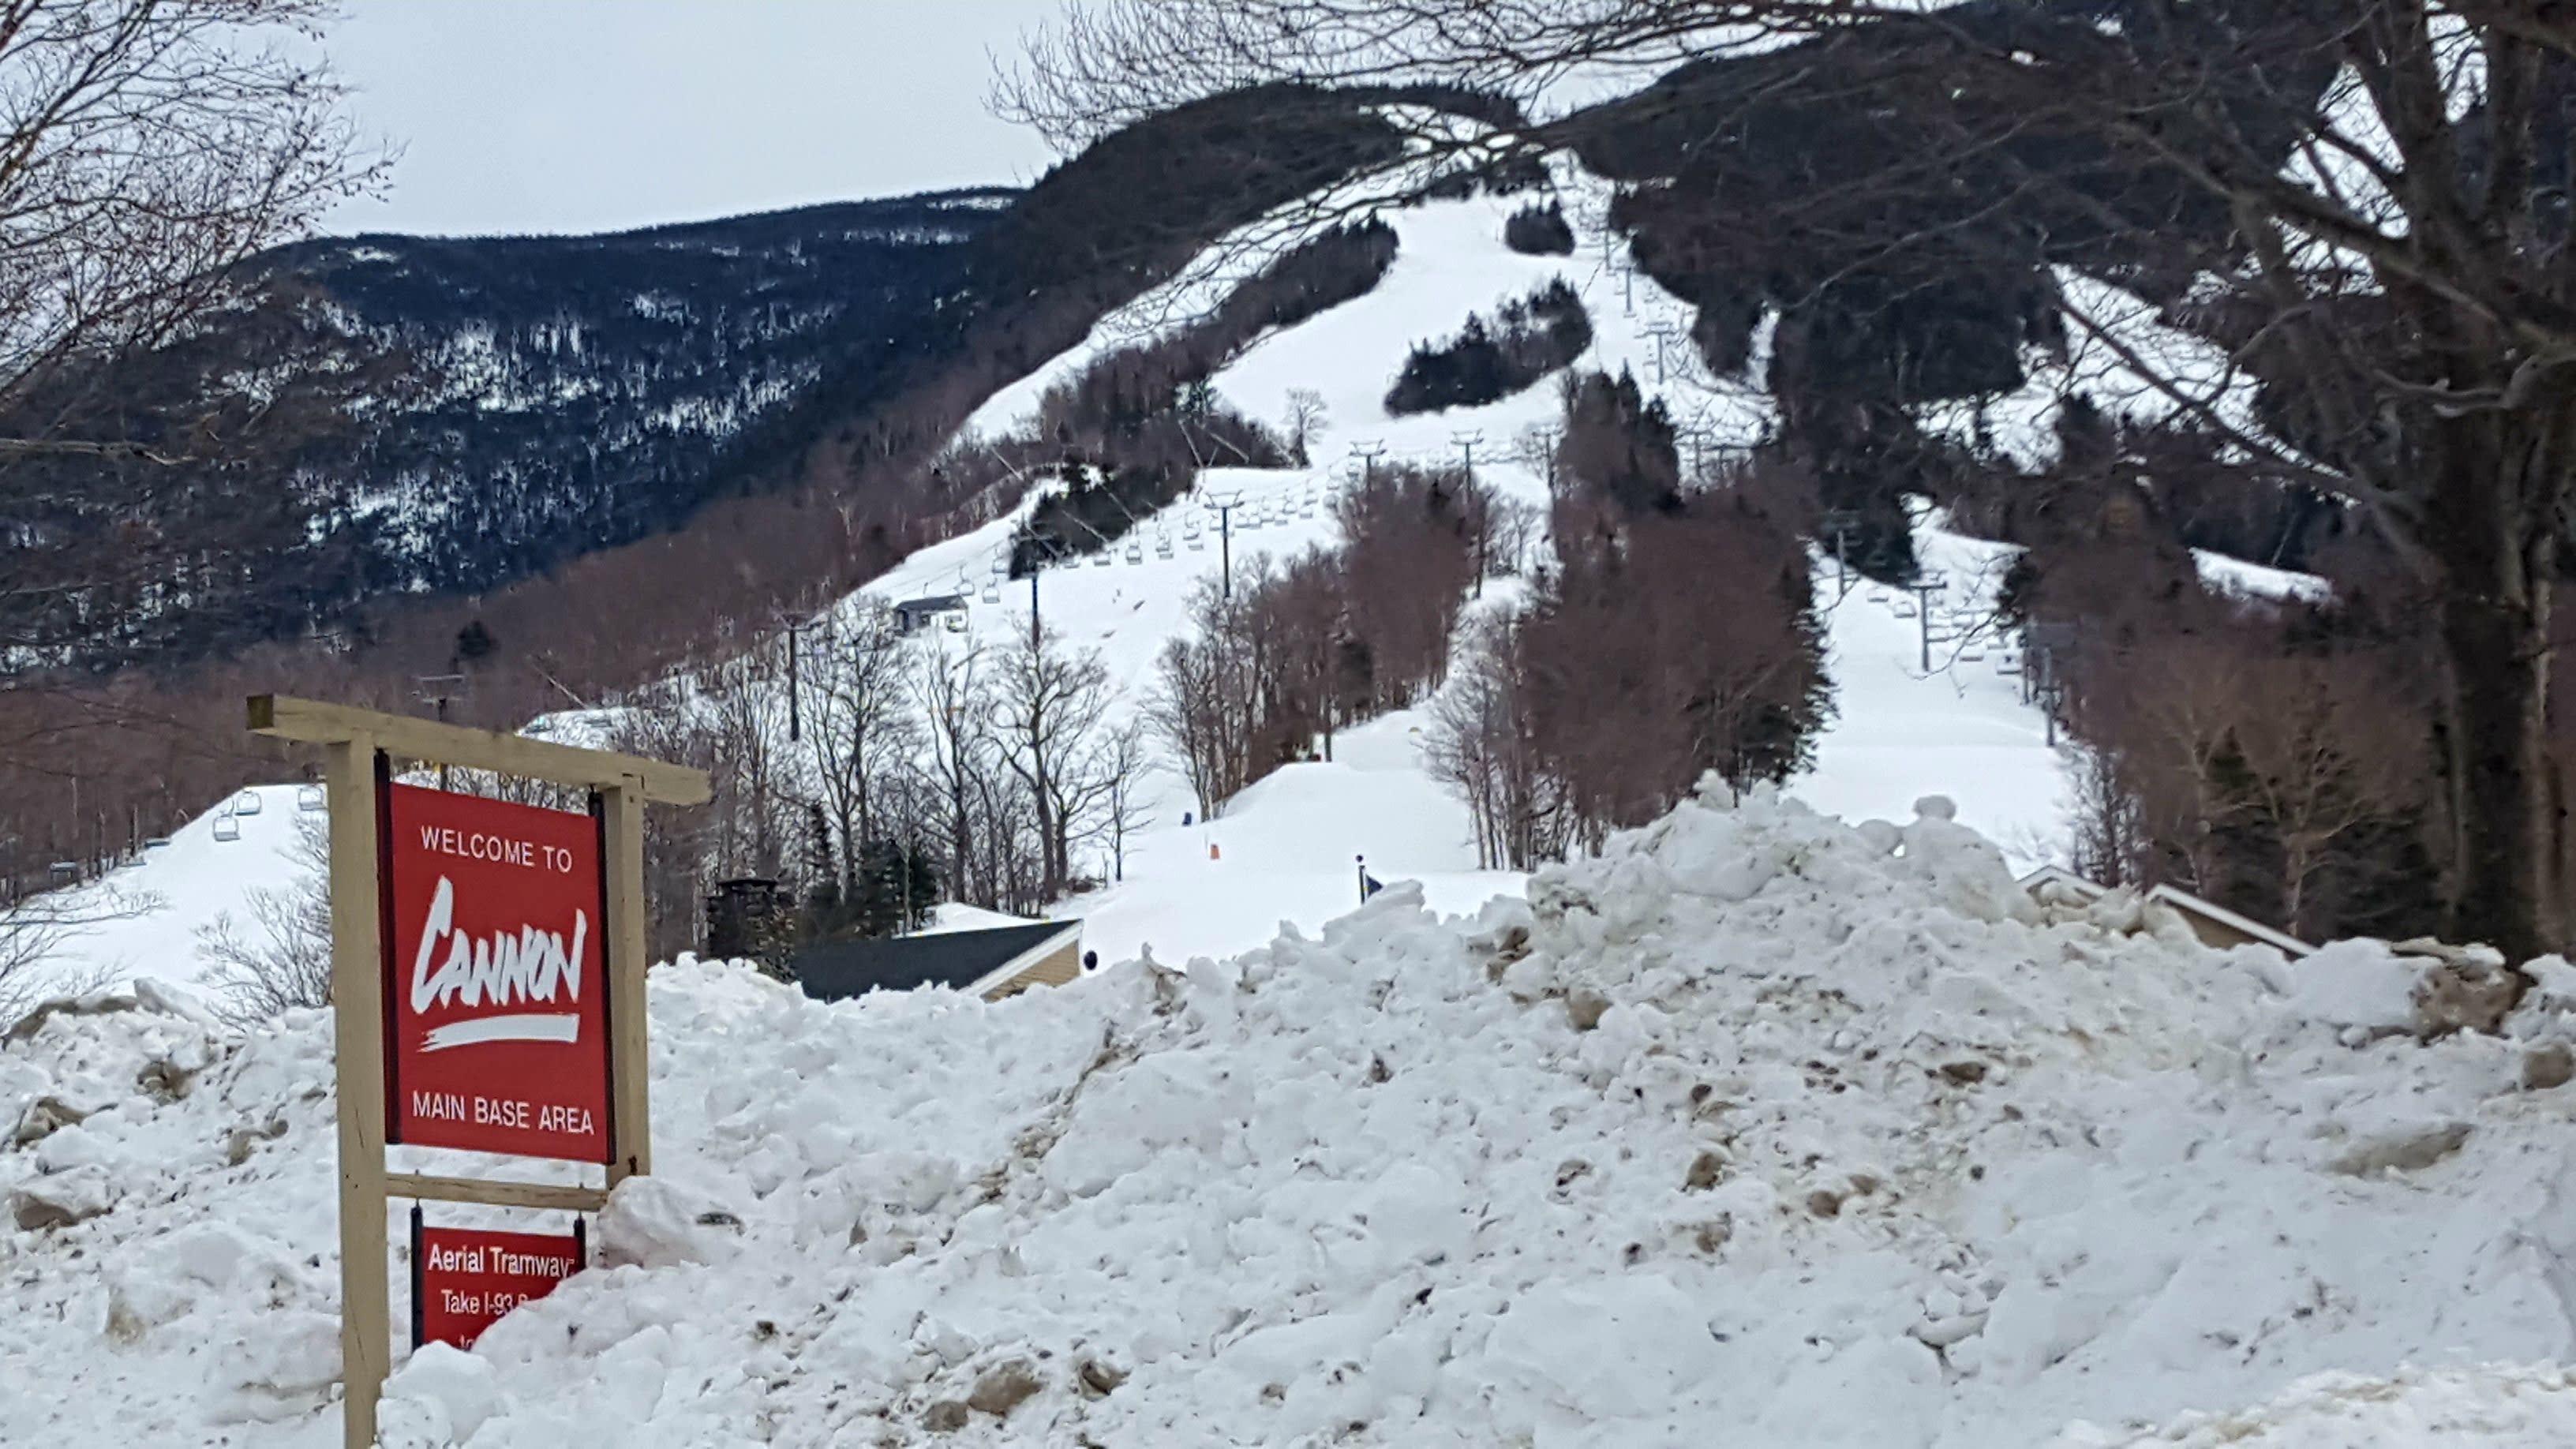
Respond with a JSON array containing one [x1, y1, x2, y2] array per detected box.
[[2428, 438, 2563, 962]]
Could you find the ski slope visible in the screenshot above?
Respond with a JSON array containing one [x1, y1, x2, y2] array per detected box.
[[9, 174, 2074, 996], [21, 784, 314, 996], [1804, 515, 2072, 870]]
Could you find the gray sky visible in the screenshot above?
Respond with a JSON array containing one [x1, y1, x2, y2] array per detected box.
[[323, 0, 1065, 238]]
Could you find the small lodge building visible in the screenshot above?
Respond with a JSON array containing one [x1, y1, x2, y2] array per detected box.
[[790, 904, 1085, 1004], [891, 593, 968, 635], [2016, 864, 2316, 957]]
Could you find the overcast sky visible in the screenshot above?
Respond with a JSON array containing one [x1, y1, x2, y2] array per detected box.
[[322, 0, 1065, 238]]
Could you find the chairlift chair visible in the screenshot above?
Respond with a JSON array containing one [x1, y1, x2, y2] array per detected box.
[[1892, 601, 1918, 618], [232, 788, 264, 816], [1996, 652, 2024, 676], [1155, 534, 1175, 559], [297, 782, 325, 812], [1866, 587, 1891, 603], [212, 811, 241, 843], [990, 553, 1009, 575], [942, 612, 968, 634], [1124, 541, 1144, 565], [981, 580, 1001, 605], [1091, 549, 1112, 567], [1959, 647, 1986, 663], [1187, 531, 1207, 550]]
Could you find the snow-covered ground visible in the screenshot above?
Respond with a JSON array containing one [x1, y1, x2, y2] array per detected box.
[[1803, 516, 2070, 871], [9, 178, 2070, 993], [11, 792, 2576, 1446], [3, 151, 2568, 1449], [25, 784, 315, 994]]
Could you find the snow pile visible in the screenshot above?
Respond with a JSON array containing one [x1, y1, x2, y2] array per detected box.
[[11, 788, 2576, 1446], [2050, 1366, 2576, 1447]]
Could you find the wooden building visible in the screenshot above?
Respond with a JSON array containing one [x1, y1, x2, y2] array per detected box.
[[2017, 864, 2316, 957], [790, 914, 1084, 1004]]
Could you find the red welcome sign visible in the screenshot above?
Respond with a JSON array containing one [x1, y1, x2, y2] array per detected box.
[[384, 784, 611, 1162], [414, 1222, 585, 1350]]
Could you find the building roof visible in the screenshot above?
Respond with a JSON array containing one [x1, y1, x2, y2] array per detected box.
[[792, 919, 1080, 1002], [2016, 865, 2316, 958], [916, 901, 1034, 936]]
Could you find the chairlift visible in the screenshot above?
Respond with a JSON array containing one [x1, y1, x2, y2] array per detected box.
[[1155, 534, 1175, 559], [981, 580, 1002, 605], [942, 612, 968, 635], [145, 836, 174, 850], [232, 788, 264, 816], [1959, 647, 1986, 663], [1187, 532, 1207, 551], [298, 782, 326, 812], [1866, 588, 1891, 604], [1091, 549, 1112, 567], [1124, 541, 1144, 565], [212, 811, 242, 843], [990, 552, 1009, 575], [1995, 651, 2024, 676], [1892, 601, 1918, 618]]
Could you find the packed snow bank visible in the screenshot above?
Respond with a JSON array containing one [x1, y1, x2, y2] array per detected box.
[[2192, 550, 2332, 605], [2050, 1365, 2576, 1447], [12, 792, 2576, 1448]]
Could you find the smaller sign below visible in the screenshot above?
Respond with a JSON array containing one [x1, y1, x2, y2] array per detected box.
[[412, 1216, 586, 1350]]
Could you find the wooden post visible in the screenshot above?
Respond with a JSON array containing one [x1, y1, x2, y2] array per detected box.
[[603, 777, 653, 1185], [326, 739, 391, 1449], [247, 696, 706, 1447]]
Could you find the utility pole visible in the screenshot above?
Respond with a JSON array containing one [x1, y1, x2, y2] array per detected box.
[[1820, 509, 1859, 601], [415, 674, 466, 788], [1450, 429, 1483, 477], [1205, 489, 1245, 599], [1644, 320, 1679, 386], [775, 612, 817, 743], [2038, 677, 2067, 747], [1908, 573, 1948, 674], [1026, 539, 1057, 652]]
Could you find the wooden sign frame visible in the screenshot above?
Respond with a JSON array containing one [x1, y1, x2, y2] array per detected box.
[[248, 695, 710, 1449]]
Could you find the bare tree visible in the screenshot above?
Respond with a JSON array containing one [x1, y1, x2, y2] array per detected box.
[[1088, 717, 1154, 883], [1010, 0, 2576, 958], [2, 0, 388, 654], [990, 624, 1120, 898], [1425, 612, 1571, 870], [1151, 631, 1231, 821], [1, 884, 148, 1027], [1282, 387, 1329, 462], [916, 638, 997, 907], [197, 813, 328, 1024], [803, 605, 918, 884]]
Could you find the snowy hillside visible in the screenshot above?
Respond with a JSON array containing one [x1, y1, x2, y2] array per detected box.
[[10, 792, 2576, 1446], [10, 170, 2074, 995], [25, 785, 315, 995]]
